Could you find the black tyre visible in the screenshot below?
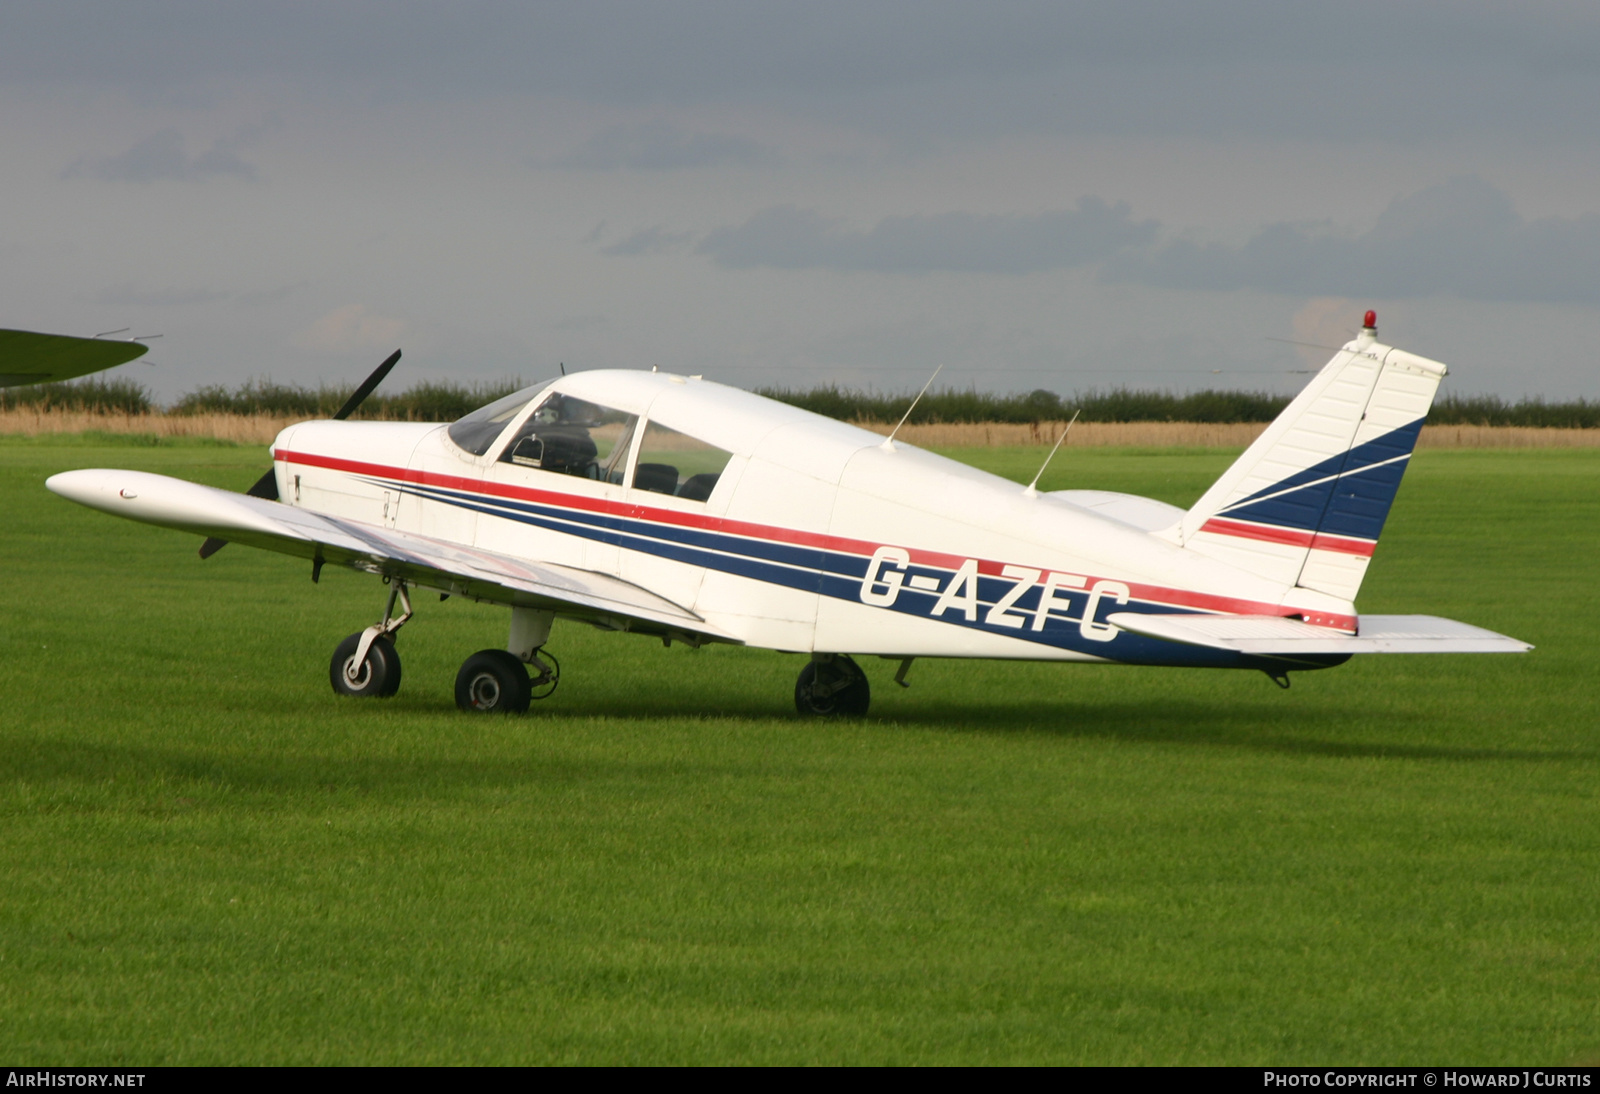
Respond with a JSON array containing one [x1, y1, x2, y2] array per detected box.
[[455, 649, 532, 714], [330, 632, 402, 698], [794, 655, 871, 717]]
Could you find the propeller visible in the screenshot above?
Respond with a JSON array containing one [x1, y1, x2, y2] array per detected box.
[[199, 349, 401, 559]]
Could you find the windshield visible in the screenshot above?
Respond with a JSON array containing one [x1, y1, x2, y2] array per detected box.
[[499, 393, 638, 482], [446, 380, 557, 456]]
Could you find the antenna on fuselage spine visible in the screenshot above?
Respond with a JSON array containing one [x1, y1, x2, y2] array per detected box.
[[880, 365, 942, 450], [1024, 409, 1080, 498]]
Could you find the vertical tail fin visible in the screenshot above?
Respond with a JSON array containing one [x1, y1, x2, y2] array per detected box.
[[1167, 314, 1447, 603]]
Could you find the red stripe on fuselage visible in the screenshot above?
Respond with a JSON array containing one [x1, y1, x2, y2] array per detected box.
[[276, 448, 1357, 630], [1199, 517, 1376, 558]]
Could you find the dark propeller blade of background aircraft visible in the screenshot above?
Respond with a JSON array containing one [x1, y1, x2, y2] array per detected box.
[[199, 349, 402, 559]]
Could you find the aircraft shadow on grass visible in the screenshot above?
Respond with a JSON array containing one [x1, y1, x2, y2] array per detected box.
[[5, 694, 1591, 799]]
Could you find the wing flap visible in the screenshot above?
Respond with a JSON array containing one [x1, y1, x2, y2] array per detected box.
[[1107, 611, 1530, 654], [47, 468, 734, 640]]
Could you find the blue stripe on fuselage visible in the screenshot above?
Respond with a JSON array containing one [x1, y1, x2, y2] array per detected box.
[[376, 476, 1315, 669]]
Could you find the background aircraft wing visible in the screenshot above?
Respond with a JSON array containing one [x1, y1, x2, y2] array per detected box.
[[1, 328, 149, 387], [1108, 611, 1530, 654], [47, 468, 735, 642]]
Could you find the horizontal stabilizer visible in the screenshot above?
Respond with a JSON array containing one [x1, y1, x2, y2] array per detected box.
[[1107, 612, 1531, 655]]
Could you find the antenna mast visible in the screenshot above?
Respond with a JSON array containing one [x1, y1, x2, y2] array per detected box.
[[1024, 409, 1080, 497], [880, 365, 942, 450]]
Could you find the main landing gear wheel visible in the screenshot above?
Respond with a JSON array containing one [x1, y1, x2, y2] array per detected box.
[[455, 649, 532, 714], [794, 654, 871, 717], [330, 632, 402, 698]]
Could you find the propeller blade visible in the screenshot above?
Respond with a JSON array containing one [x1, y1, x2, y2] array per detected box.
[[331, 348, 402, 421], [200, 349, 399, 560], [245, 466, 280, 500]]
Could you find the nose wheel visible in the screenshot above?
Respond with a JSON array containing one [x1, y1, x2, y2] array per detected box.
[[795, 654, 870, 717], [330, 580, 412, 699], [330, 632, 402, 697]]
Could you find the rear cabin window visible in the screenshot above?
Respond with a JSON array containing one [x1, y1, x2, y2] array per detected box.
[[497, 393, 638, 483], [446, 381, 555, 457], [631, 421, 734, 502]]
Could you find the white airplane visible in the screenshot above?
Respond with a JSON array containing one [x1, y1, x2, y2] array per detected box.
[[46, 312, 1528, 716]]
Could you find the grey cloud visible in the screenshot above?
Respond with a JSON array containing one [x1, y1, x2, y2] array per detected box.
[[8, 3, 1599, 98], [602, 227, 697, 256], [548, 119, 779, 171], [6, 4, 1600, 145], [682, 179, 1600, 307], [94, 283, 231, 307], [552, 314, 608, 331], [235, 283, 307, 306], [695, 199, 1157, 274], [63, 128, 256, 182], [1106, 177, 1600, 305]]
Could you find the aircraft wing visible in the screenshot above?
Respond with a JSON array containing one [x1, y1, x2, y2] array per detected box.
[[1107, 612, 1531, 655], [46, 468, 736, 642], [1, 329, 149, 387]]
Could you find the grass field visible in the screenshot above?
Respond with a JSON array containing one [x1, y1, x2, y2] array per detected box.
[[2, 435, 1596, 1064]]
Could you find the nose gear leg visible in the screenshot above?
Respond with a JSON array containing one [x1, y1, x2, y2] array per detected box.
[[345, 580, 413, 687]]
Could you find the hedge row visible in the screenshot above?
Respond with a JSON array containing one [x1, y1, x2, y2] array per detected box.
[[3, 376, 1596, 428], [753, 386, 1294, 424], [758, 385, 1600, 427], [168, 379, 524, 420], [0, 378, 522, 420], [0, 377, 155, 414]]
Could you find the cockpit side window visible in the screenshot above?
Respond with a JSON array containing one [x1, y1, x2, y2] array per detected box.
[[629, 420, 734, 502], [445, 380, 556, 457], [497, 392, 638, 482]]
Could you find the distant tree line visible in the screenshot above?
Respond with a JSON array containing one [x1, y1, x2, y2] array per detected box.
[[754, 385, 1293, 424], [756, 385, 1600, 429], [3, 376, 1597, 428], [0, 377, 522, 420], [167, 378, 525, 420]]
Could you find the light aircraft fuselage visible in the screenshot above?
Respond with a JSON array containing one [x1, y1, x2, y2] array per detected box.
[[274, 372, 1339, 668]]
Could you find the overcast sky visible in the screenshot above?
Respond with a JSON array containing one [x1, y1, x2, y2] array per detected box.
[[4, 1, 1598, 401]]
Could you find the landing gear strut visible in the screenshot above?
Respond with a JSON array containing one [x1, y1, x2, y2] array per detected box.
[[794, 653, 870, 717], [330, 580, 412, 698]]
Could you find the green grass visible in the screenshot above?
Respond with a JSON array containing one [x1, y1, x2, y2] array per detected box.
[[2, 438, 1596, 1064]]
